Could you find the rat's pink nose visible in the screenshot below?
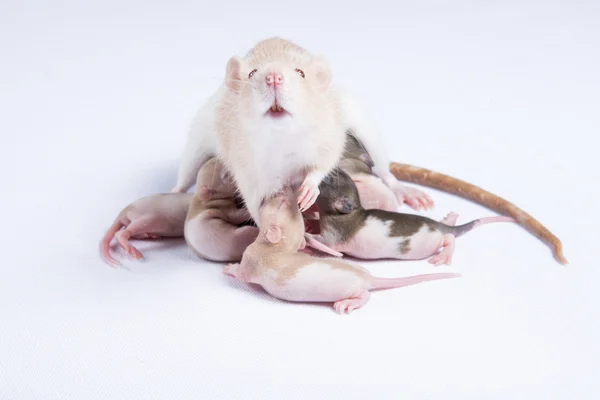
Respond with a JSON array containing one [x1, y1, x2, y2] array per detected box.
[[266, 72, 284, 87]]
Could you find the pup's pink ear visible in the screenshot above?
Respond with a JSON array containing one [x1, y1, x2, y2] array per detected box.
[[225, 56, 247, 93], [266, 224, 282, 244], [309, 54, 333, 89]]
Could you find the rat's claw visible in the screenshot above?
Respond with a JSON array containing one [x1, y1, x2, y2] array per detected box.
[[297, 183, 319, 212]]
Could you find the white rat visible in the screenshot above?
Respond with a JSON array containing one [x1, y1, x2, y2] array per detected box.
[[171, 37, 433, 215], [223, 187, 460, 314], [184, 157, 260, 262], [213, 37, 346, 227], [99, 193, 193, 266]]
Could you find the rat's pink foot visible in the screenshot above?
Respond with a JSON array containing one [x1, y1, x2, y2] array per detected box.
[[395, 185, 434, 211], [170, 185, 186, 194], [428, 234, 456, 266], [224, 263, 251, 282], [115, 229, 145, 260], [297, 180, 320, 212], [223, 263, 240, 277], [333, 291, 371, 314], [127, 246, 144, 260], [440, 212, 459, 226]]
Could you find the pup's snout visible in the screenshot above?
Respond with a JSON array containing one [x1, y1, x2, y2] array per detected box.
[[266, 72, 284, 87]]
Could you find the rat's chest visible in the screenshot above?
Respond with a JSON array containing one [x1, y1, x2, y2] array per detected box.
[[248, 131, 321, 182]]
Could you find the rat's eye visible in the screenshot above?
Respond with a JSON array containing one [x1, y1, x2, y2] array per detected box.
[[295, 68, 305, 78], [248, 69, 258, 78]]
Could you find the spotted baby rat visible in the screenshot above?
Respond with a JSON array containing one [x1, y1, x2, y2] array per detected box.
[[308, 168, 516, 265], [100, 193, 193, 266], [223, 187, 460, 314]]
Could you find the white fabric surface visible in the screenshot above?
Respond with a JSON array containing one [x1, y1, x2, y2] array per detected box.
[[2, 0, 599, 398]]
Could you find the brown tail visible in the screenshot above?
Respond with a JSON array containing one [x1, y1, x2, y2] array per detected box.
[[99, 219, 125, 266], [370, 272, 461, 291], [389, 162, 568, 264]]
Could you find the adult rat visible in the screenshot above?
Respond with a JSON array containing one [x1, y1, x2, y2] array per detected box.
[[99, 193, 193, 266], [306, 168, 516, 265], [170, 37, 433, 218], [223, 187, 460, 314]]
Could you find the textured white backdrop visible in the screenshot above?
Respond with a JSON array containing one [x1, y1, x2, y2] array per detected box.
[[1, 0, 599, 398]]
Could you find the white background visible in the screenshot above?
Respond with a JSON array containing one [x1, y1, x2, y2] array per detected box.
[[1, 0, 599, 398]]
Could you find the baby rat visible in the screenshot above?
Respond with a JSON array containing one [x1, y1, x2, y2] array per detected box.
[[223, 187, 460, 314], [214, 37, 347, 228], [171, 37, 433, 213], [100, 193, 193, 266], [184, 157, 260, 262], [308, 168, 515, 265]]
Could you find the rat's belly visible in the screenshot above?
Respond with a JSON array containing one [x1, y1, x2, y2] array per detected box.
[[259, 263, 365, 303], [337, 217, 407, 260]]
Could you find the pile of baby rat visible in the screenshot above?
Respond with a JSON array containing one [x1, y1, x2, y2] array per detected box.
[[100, 37, 567, 314]]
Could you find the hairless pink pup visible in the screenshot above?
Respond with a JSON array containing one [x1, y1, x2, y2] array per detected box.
[[184, 157, 260, 262], [100, 193, 194, 266], [223, 187, 460, 314], [306, 168, 516, 265]]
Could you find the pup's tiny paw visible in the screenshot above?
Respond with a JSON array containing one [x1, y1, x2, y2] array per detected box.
[[223, 263, 239, 277]]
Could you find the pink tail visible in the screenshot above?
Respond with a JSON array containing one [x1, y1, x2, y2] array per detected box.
[[475, 216, 516, 226], [99, 219, 124, 266], [370, 272, 461, 291]]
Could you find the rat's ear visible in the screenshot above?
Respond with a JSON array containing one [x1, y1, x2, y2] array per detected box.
[[225, 56, 247, 93], [359, 153, 375, 168], [333, 196, 354, 214], [308, 54, 333, 89], [266, 224, 282, 244], [197, 185, 216, 201]]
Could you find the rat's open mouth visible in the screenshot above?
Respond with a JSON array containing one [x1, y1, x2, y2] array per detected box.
[[265, 101, 289, 118]]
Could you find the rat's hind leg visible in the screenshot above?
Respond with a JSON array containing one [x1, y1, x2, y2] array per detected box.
[[114, 220, 155, 260], [427, 234, 456, 266], [223, 262, 253, 283], [333, 290, 371, 314], [440, 212, 459, 226]]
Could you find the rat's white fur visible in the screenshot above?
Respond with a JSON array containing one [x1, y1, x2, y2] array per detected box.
[[172, 37, 401, 218], [215, 37, 346, 227]]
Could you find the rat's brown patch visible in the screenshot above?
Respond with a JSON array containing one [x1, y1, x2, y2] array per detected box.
[[366, 209, 439, 238], [398, 238, 411, 254]]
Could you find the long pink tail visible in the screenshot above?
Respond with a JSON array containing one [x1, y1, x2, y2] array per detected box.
[[99, 219, 124, 266], [370, 272, 461, 291], [450, 216, 516, 237]]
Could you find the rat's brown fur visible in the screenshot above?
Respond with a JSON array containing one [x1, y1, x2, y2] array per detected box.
[[389, 162, 567, 264]]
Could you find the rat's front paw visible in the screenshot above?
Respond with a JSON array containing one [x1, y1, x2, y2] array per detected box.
[[297, 180, 320, 212], [395, 185, 434, 211], [223, 263, 240, 278]]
